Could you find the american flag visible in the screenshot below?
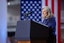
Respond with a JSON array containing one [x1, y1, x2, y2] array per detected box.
[[20, 0, 42, 22], [20, 0, 61, 43], [20, 0, 58, 22]]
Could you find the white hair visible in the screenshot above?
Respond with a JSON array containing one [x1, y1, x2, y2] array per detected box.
[[42, 6, 54, 19]]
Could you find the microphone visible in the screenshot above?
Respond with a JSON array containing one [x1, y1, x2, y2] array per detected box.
[[24, 12, 32, 17]]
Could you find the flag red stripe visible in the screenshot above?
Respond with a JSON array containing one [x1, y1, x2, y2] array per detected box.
[[58, 0, 61, 43], [45, 0, 48, 6], [52, 0, 54, 14]]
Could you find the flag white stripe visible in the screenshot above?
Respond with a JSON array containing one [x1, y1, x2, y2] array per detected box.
[[42, 0, 45, 8], [54, 0, 58, 43], [42, 0, 46, 21], [48, 0, 52, 10]]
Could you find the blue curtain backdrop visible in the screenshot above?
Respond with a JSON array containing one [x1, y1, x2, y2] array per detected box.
[[20, 0, 42, 22]]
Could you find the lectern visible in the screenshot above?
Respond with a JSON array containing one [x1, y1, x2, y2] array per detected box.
[[15, 20, 50, 43]]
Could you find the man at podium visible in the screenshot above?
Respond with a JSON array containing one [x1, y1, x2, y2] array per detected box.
[[41, 6, 56, 43]]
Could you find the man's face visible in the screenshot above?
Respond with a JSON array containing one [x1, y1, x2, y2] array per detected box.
[[42, 9, 48, 18]]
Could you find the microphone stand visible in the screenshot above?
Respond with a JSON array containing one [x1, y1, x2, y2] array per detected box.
[[24, 12, 32, 21]]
